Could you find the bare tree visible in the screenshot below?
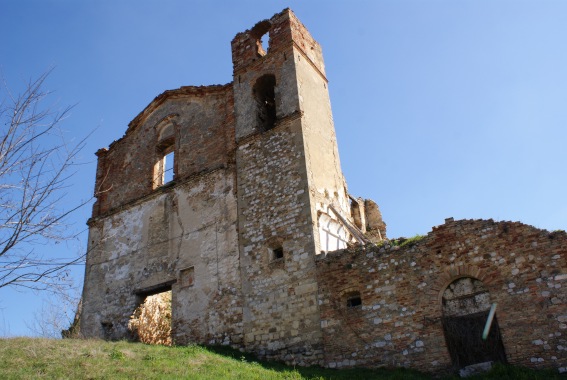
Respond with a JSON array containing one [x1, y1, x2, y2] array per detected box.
[[0, 69, 89, 292]]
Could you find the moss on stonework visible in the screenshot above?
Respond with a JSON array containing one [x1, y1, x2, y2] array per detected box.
[[373, 234, 426, 250]]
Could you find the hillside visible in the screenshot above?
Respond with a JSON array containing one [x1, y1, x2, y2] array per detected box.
[[0, 338, 562, 379]]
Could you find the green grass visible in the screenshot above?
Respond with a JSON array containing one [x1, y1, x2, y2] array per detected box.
[[0, 338, 562, 379], [383, 234, 426, 249]]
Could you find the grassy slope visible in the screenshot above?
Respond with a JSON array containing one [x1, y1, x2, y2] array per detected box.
[[0, 338, 562, 380]]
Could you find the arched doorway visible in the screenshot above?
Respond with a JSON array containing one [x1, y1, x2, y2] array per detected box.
[[441, 277, 507, 369]]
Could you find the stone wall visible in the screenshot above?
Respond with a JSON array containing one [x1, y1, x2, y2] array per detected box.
[[232, 9, 329, 365], [81, 168, 241, 343], [236, 117, 323, 365], [316, 218, 567, 373], [82, 82, 241, 343], [81, 8, 566, 374]]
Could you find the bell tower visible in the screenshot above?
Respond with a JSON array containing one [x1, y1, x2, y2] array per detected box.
[[232, 9, 354, 362]]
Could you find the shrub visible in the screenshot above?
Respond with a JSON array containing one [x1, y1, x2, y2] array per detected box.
[[128, 291, 172, 346]]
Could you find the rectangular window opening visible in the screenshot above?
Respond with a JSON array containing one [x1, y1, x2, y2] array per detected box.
[[346, 292, 362, 308], [163, 150, 175, 184], [272, 247, 284, 261]]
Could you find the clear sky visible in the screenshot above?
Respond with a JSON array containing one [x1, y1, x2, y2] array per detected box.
[[1, 0, 566, 336]]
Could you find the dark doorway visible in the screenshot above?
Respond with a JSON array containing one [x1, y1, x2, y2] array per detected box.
[[441, 277, 507, 370], [442, 311, 507, 368]]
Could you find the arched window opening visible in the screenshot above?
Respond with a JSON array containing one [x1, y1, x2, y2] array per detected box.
[[441, 277, 507, 370], [318, 212, 350, 253], [253, 74, 276, 131], [346, 291, 362, 309], [260, 31, 270, 55]]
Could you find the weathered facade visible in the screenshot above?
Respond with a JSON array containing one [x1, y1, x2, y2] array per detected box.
[[317, 219, 566, 373], [81, 9, 566, 374]]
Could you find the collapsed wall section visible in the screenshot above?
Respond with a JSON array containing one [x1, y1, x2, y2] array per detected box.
[[92, 85, 234, 217], [316, 219, 567, 373]]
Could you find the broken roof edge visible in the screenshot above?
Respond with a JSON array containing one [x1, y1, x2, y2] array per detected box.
[[317, 217, 567, 261], [230, 8, 293, 44], [127, 83, 233, 133], [97, 83, 233, 154]]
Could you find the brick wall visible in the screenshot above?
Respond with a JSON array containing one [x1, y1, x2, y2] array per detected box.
[[92, 85, 234, 217], [316, 219, 567, 373]]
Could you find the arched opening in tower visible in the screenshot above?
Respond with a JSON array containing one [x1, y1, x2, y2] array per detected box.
[[253, 74, 277, 131]]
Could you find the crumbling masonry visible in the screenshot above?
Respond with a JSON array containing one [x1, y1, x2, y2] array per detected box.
[[81, 9, 567, 374]]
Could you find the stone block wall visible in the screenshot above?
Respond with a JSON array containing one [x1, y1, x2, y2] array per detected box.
[[82, 83, 241, 344], [235, 116, 324, 365], [81, 9, 567, 375], [231, 8, 344, 365], [82, 168, 241, 343], [316, 219, 567, 373]]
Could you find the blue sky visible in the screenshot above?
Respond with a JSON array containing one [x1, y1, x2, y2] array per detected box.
[[1, 0, 566, 336]]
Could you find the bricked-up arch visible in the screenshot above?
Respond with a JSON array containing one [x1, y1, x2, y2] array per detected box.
[[156, 118, 175, 144], [441, 277, 507, 369], [253, 74, 277, 131], [428, 264, 494, 304]]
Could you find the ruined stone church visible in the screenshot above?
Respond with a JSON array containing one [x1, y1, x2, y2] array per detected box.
[[81, 9, 566, 374]]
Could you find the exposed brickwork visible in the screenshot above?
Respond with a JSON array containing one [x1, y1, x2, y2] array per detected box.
[[316, 219, 567, 373], [92, 85, 234, 217], [81, 8, 566, 375]]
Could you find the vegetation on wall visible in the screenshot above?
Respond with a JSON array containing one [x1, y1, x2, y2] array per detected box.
[[374, 234, 426, 249]]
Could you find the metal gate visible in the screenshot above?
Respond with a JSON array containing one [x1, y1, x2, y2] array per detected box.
[[442, 310, 507, 369]]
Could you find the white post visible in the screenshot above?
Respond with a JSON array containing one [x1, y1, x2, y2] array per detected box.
[[482, 303, 497, 340]]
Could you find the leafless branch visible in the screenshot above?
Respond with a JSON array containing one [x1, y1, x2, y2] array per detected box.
[[0, 69, 91, 291]]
